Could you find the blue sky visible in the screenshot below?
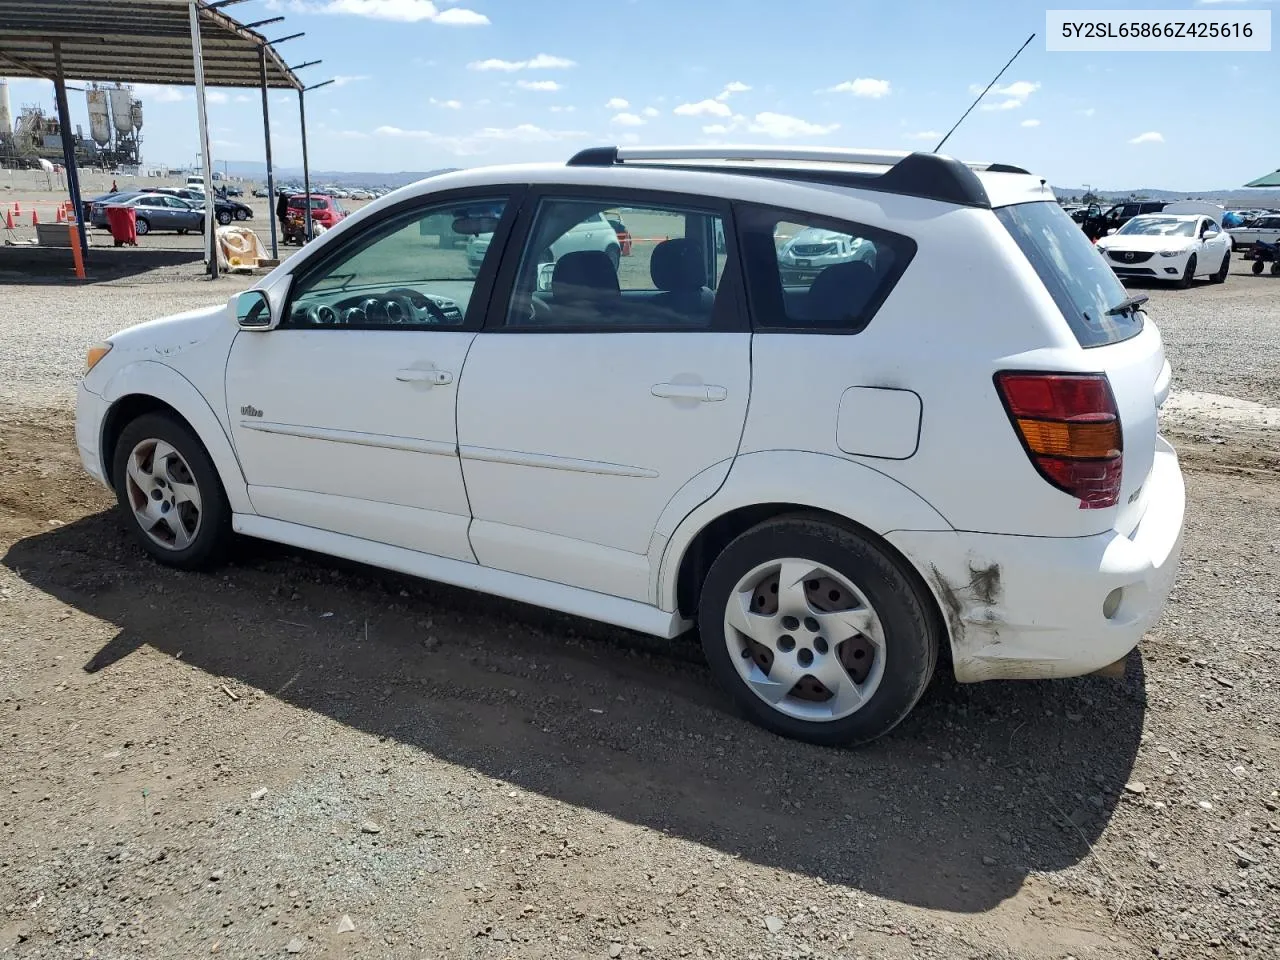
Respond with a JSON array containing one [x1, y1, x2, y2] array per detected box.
[[4, 0, 1276, 189]]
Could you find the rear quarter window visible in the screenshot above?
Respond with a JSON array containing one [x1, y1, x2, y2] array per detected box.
[[996, 202, 1143, 348]]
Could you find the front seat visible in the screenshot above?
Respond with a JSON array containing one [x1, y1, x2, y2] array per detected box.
[[551, 250, 622, 323], [802, 260, 878, 329], [649, 238, 714, 320]]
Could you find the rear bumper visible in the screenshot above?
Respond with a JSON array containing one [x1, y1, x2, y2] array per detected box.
[[888, 436, 1185, 682]]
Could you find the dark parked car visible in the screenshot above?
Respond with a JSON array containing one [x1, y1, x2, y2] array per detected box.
[[141, 187, 253, 225], [1081, 200, 1168, 241]]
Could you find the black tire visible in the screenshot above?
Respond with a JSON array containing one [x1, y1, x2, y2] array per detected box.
[[606, 244, 620, 271], [111, 412, 232, 570], [1211, 252, 1230, 284], [176, 228, 187, 236], [1272, 262, 1280, 277], [234, 209, 249, 221], [134, 217, 150, 236], [217, 210, 233, 225], [697, 515, 939, 747], [1178, 254, 1196, 289], [1253, 260, 1265, 276]]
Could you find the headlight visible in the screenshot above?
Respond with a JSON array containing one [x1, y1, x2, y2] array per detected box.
[[84, 342, 112, 375], [1158, 249, 1186, 257]]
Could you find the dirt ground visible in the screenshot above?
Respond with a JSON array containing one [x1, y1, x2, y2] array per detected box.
[[1, 260, 1278, 959]]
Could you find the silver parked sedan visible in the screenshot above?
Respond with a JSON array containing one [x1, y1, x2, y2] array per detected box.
[[119, 194, 206, 235]]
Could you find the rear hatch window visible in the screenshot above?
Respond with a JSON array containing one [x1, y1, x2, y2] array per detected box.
[[996, 202, 1142, 348]]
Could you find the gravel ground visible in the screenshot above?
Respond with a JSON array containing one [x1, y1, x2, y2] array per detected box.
[[0, 260, 1277, 959]]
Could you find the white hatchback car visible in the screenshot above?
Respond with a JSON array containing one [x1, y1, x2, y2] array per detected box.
[[76, 146, 1186, 746]]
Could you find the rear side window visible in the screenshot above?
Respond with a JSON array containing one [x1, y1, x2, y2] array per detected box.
[[997, 202, 1143, 348], [736, 203, 916, 333]]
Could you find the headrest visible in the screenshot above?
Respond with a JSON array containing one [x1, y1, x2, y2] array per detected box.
[[650, 238, 707, 292], [551, 250, 621, 303]]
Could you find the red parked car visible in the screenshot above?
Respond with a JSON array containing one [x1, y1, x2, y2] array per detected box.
[[286, 193, 348, 231]]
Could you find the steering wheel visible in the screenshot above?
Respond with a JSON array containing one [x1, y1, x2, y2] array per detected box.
[[385, 287, 453, 324]]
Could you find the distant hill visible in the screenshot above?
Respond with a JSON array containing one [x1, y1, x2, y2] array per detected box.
[[1053, 186, 1280, 206], [217, 161, 460, 187]]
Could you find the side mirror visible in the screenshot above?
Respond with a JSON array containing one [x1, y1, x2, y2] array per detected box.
[[234, 290, 276, 331]]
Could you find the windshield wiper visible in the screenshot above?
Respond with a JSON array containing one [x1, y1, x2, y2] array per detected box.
[[1105, 294, 1149, 317]]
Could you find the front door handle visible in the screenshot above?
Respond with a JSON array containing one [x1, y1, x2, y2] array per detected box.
[[651, 382, 728, 402], [396, 369, 453, 385]]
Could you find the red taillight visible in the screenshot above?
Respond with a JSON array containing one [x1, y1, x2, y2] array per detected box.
[[995, 372, 1123, 509]]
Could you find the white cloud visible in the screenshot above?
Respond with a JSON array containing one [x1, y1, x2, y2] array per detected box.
[[1021, 118, 1041, 128], [976, 80, 1041, 111], [748, 112, 839, 138], [611, 112, 645, 126], [517, 79, 562, 92], [429, 97, 463, 109], [233, 94, 253, 104], [824, 78, 891, 99], [332, 74, 369, 87], [468, 53, 575, 71], [674, 98, 732, 118], [374, 122, 586, 153], [702, 123, 731, 135], [905, 130, 941, 141], [1129, 131, 1164, 144], [139, 84, 188, 103], [715, 80, 751, 101], [642, 106, 659, 118], [295, 0, 489, 24], [605, 97, 630, 109]]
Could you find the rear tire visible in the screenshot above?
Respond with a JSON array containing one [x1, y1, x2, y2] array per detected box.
[[1178, 254, 1196, 289], [1211, 253, 1230, 284], [234, 209, 249, 221], [697, 515, 939, 747], [111, 412, 232, 570], [1252, 260, 1265, 276]]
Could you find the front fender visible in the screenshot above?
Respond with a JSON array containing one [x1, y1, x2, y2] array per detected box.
[[100, 360, 253, 515], [653, 449, 953, 612]]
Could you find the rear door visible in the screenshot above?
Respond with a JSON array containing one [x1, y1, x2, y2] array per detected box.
[[455, 188, 751, 602]]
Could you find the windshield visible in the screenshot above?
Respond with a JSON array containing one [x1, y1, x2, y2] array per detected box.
[[1118, 217, 1196, 238], [996, 201, 1143, 348]]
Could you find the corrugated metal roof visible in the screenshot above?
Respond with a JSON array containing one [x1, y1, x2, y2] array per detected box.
[[0, 0, 303, 89]]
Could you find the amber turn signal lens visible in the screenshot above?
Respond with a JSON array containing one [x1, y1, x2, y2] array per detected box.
[[85, 343, 112, 375], [1015, 417, 1121, 459]]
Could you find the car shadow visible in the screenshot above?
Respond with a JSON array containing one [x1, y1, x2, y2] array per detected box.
[[3, 511, 1146, 915]]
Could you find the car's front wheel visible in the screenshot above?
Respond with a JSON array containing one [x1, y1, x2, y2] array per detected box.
[[111, 412, 232, 570], [134, 217, 150, 236], [1178, 254, 1197, 289], [216, 210, 233, 225], [1212, 252, 1230, 284], [698, 515, 939, 746]]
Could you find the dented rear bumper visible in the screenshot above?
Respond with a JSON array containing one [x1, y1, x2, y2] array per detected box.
[[888, 436, 1185, 682]]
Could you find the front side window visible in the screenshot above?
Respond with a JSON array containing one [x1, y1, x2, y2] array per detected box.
[[284, 197, 508, 329], [1202, 220, 1220, 237], [736, 204, 915, 333], [505, 196, 728, 329]]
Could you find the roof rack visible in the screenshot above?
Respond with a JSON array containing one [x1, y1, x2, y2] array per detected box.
[[565, 145, 1033, 209]]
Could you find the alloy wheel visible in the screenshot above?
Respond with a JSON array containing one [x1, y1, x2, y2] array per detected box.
[[124, 438, 203, 550]]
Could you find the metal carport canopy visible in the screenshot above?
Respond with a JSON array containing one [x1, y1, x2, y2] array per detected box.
[[0, 0, 301, 88]]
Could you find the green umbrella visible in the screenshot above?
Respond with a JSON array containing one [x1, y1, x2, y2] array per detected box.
[[1244, 169, 1280, 188]]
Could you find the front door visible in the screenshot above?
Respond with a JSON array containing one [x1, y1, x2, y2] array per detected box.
[[224, 192, 518, 561], [456, 190, 751, 602]]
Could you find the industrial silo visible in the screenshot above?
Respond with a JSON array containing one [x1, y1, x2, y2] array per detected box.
[[0, 80, 11, 138], [109, 85, 134, 138], [130, 97, 143, 132], [87, 87, 111, 145]]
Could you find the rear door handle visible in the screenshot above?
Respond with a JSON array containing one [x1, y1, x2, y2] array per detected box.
[[396, 369, 453, 385], [651, 382, 727, 402]]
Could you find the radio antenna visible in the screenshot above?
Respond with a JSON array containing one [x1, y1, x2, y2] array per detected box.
[[934, 33, 1036, 154]]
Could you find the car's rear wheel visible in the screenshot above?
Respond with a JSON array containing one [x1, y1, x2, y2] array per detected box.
[[1178, 254, 1196, 288], [111, 412, 231, 570], [1212, 252, 1230, 283], [234, 209, 249, 221], [697, 515, 938, 746], [134, 217, 150, 235]]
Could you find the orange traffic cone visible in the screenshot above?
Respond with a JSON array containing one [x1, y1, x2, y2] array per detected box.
[[31, 209, 39, 226], [56, 206, 65, 222], [4, 210, 13, 230], [13, 201, 20, 214]]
